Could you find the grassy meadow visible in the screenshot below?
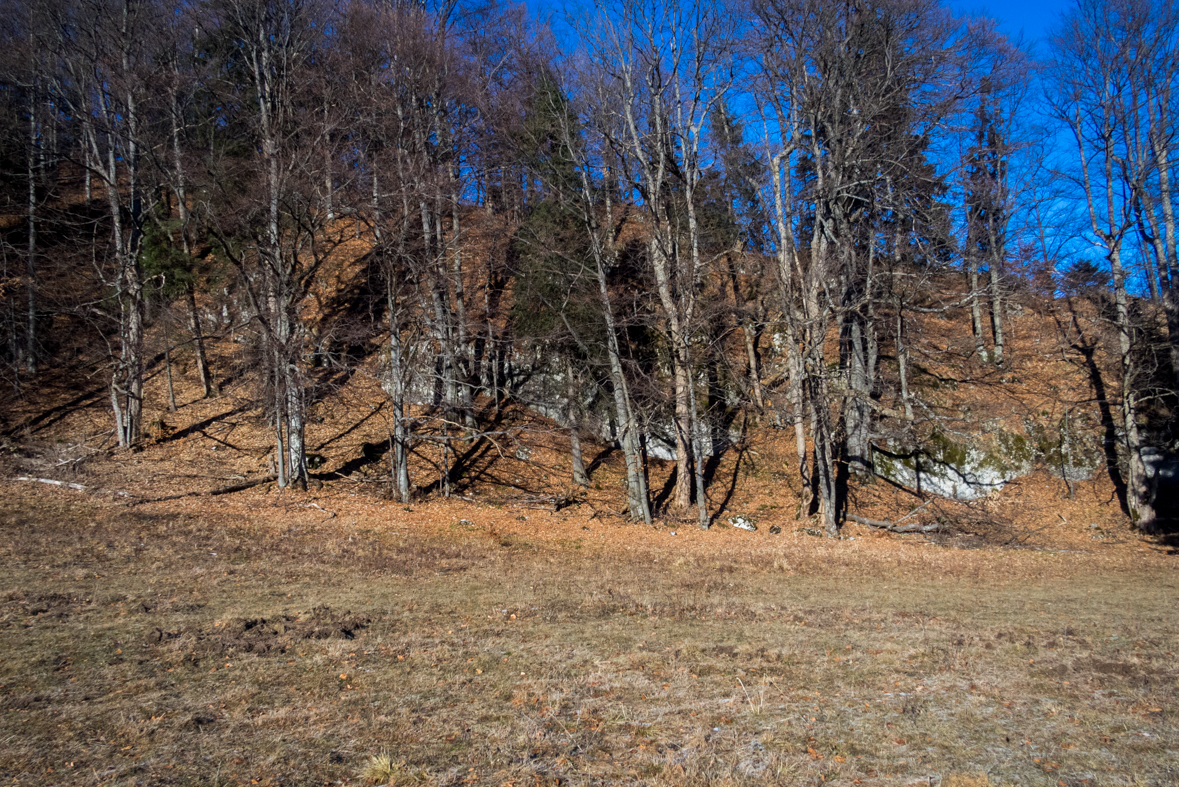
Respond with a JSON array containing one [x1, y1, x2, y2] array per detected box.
[[1, 488, 1176, 786]]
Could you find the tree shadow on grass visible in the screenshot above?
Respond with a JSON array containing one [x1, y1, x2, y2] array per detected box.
[[1149, 485, 1179, 553], [9, 346, 180, 438], [1151, 528, 1179, 555], [312, 401, 385, 453], [652, 464, 677, 514], [418, 435, 500, 496], [6, 384, 108, 437], [328, 440, 390, 480], [325, 404, 522, 497]]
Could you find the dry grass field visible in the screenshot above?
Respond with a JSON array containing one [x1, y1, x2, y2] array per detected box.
[[1, 477, 1176, 787]]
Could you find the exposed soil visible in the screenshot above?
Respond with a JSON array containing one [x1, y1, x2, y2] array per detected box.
[[143, 606, 372, 659]]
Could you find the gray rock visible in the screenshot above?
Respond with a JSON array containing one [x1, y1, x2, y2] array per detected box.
[[728, 515, 757, 531]]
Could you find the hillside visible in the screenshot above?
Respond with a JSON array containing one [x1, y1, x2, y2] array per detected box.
[[0, 259, 1173, 557], [4, 0, 1179, 540]]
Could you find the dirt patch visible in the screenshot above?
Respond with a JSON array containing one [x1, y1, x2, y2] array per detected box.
[[148, 605, 371, 656], [1, 591, 83, 625], [1090, 660, 1137, 676]]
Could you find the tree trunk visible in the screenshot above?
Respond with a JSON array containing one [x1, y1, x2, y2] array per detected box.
[[594, 190, 650, 524], [896, 308, 914, 420], [164, 317, 177, 412], [1146, 78, 1179, 386], [285, 356, 307, 489], [385, 284, 413, 502], [184, 283, 213, 398], [99, 131, 145, 448], [988, 252, 1005, 365], [742, 318, 764, 410], [450, 176, 476, 431], [687, 351, 709, 529], [769, 151, 811, 514], [1111, 246, 1156, 531], [273, 385, 286, 489], [566, 356, 589, 487], [968, 256, 986, 359], [808, 368, 839, 537], [1140, 176, 1179, 387], [170, 89, 213, 398], [1061, 407, 1075, 501], [651, 234, 695, 512], [378, 169, 414, 505], [257, 20, 305, 490], [25, 105, 37, 375], [845, 316, 871, 473], [672, 342, 694, 511]]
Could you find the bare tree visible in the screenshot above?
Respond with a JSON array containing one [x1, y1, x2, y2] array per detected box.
[[956, 23, 1035, 368], [52, 0, 165, 447], [200, 0, 343, 488], [510, 56, 658, 523], [1, 1, 55, 376], [1119, 0, 1179, 387], [148, 8, 215, 399], [753, 0, 980, 535], [581, 0, 735, 527], [1047, 0, 1173, 531], [333, 0, 462, 502]]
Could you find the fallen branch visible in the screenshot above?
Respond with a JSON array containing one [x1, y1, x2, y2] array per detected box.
[[14, 476, 131, 497], [847, 513, 941, 534], [458, 491, 584, 513], [15, 476, 88, 492], [896, 499, 933, 524], [509, 493, 585, 513], [1002, 520, 1057, 547]]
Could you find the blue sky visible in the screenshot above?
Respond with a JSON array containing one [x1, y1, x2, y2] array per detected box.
[[535, 0, 1077, 58], [530, 0, 1101, 274], [945, 0, 1073, 52]]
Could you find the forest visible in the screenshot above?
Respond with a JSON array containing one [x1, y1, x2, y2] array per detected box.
[[2, 0, 1178, 536], [2, 2, 1178, 781]]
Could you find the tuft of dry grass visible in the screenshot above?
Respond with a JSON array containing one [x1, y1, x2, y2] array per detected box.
[[1, 486, 1176, 786], [363, 753, 398, 784], [941, 776, 1005, 787], [362, 753, 430, 785]]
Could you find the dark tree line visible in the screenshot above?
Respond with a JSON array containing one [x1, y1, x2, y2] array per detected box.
[[1, 0, 1176, 532]]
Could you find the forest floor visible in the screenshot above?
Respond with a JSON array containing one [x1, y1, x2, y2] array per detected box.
[[2, 325, 1178, 786]]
